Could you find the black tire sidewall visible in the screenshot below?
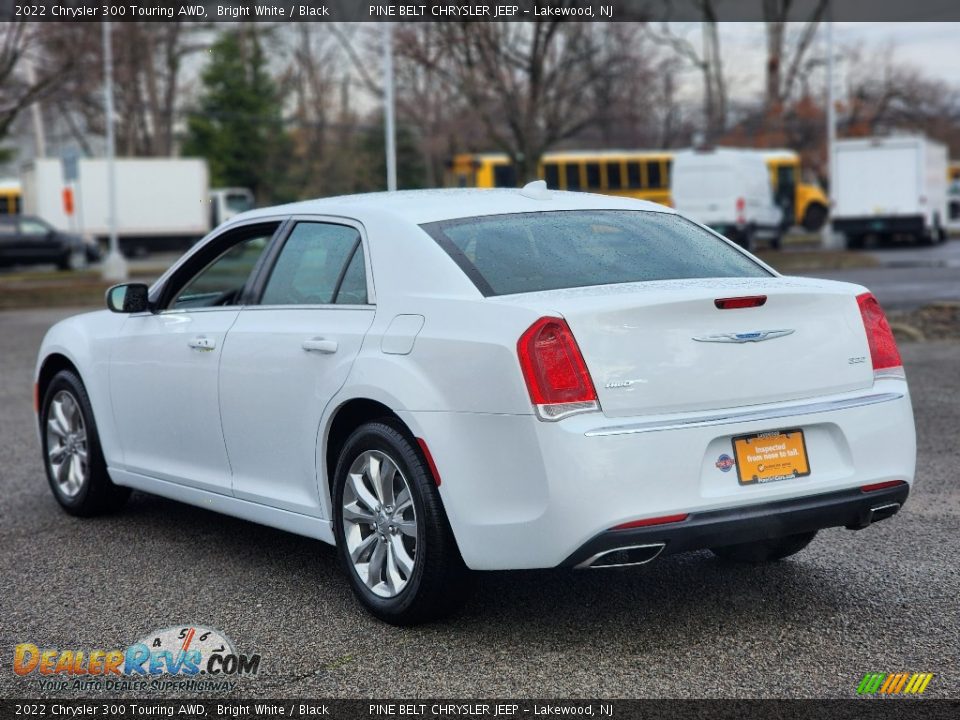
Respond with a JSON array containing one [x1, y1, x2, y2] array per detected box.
[[332, 422, 440, 621], [40, 370, 109, 514]]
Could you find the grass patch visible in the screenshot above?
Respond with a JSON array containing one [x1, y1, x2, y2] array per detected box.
[[0, 267, 161, 311], [755, 250, 880, 273]]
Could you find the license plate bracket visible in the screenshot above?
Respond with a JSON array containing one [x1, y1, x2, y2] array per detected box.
[[732, 428, 810, 486]]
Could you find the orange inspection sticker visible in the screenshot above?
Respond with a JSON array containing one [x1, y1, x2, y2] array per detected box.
[[732, 429, 810, 485]]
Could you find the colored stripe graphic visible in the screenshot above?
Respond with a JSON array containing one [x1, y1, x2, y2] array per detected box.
[[858, 672, 933, 695]]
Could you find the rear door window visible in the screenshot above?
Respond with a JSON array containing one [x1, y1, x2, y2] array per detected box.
[[422, 210, 769, 297], [261, 222, 366, 305]]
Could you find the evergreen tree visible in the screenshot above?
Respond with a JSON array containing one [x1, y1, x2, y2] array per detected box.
[[182, 29, 293, 203]]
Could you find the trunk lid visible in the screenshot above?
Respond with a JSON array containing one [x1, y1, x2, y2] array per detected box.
[[495, 277, 874, 418]]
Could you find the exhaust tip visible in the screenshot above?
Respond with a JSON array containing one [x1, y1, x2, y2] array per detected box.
[[869, 502, 901, 523], [578, 543, 666, 569]]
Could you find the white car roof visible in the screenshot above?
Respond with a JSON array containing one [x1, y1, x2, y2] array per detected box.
[[225, 188, 675, 227]]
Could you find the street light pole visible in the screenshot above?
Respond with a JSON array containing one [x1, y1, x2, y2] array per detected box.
[[383, 23, 397, 192], [101, 20, 128, 281], [823, 9, 838, 249]]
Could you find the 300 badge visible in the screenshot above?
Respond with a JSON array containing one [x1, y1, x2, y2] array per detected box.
[[130, 625, 260, 676]]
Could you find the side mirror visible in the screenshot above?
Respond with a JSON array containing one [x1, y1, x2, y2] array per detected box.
[[106, 283, 150, 314]]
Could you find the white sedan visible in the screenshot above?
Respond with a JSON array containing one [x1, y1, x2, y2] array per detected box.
[[35, 184, 916, 624]]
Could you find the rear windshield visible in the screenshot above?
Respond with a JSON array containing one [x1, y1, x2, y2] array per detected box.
[[421, 210, 770, 297]]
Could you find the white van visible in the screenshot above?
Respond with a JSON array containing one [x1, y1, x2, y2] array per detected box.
[[832, 136, 948, 247], [671, 148, 785, 250]]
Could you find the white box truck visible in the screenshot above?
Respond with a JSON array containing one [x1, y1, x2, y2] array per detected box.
[[671, 148, 785, 250], [832, 135, 948, 248], [21, 158, 211, 255]]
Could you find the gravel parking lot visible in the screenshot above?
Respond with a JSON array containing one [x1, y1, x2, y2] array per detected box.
[[1, 307, 958, 699]]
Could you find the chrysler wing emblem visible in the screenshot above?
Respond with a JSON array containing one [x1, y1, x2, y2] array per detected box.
[[692, 329, 795, 343]]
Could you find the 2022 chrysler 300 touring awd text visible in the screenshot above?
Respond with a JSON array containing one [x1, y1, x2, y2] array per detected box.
[[34, 185, 916, 624]]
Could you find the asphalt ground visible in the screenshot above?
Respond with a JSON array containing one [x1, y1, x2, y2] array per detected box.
[[0, 307, 958, 699]]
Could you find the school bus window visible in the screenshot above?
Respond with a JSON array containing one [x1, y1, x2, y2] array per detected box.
[[606, 162, 622, 190], [627, 162, 642, 189], [647, 161, 662, 189], [585, 162, 601, 189], [664, 160, 672, 187], [565, 163, 582, 190], [544, 163, 560, 189], [493, 164, 517, 188]]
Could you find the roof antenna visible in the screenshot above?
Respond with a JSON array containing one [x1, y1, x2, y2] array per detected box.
[[519, 180, 552, 200]]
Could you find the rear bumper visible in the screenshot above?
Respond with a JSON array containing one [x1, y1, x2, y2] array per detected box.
[[562, 483, 909, 568], [400, 380, 916, 571], [833, 215, 925, 235]]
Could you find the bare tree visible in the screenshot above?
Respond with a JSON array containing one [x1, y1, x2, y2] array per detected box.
[[762, 0, 828, 116], [401, 21, 641, 184], [0, 22, 73, 151], [48, 21, 207, 157], [646, 5, 727, 142]]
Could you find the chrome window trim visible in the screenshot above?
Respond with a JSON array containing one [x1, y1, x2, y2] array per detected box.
[[584, 392, 904, 437]]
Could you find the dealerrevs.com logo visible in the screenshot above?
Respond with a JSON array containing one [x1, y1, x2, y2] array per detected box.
[[13, 625, 261, 692]]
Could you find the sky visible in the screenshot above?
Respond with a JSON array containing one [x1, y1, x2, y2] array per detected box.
[[702, 22, 960, 102]]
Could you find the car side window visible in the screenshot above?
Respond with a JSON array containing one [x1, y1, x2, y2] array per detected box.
[[260, 222, 367, 306], [20, 219, 50, 236], [168, 230, 274, 310]]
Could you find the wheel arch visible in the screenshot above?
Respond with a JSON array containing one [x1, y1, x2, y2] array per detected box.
[[323, 397, 410, 497]]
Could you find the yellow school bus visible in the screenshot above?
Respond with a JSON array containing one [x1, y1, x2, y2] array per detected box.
[[0, 181, 21, 215], [446, 151, 673, 206], [447, 150, 829, 230], [949, 161, 960, 183]]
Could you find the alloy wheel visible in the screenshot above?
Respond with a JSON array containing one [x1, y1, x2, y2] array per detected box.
[[45, 390, 88, 498], [341, 450, 418, 598]]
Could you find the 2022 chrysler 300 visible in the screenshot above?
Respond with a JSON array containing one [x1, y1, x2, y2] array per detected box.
[[35, 185, 916, 624]]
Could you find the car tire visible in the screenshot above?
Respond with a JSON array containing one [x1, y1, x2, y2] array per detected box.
[[40, 370, 130, 516], [332, 421, 467, 625], [801, 203, 828, 232], [58, 249, 87, 272], [710, 531, 817, 563]]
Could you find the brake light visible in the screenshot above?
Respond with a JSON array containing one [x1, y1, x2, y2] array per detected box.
[[861, 480, 906, 492], [715, 295, 767, 310], [517, 317, 599, 421], [612, 513, 689, 531], [856, 293, 904, 379], [735, 197, 746, 226]]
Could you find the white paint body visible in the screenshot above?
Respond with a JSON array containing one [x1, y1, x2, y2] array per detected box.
[[833, 136, 948, 229], [35, 189, 916, 569], [671, 148, 783, 235], [21, 158, 210, 238]]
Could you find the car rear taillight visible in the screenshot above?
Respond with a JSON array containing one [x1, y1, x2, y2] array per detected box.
[[517, 317, 599, 421], [856, 292, 904, 379], [735, 197, 746, 226]]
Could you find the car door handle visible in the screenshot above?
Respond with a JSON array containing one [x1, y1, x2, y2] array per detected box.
[[302, 338, 338, 354], [188, 336, 216, 351]]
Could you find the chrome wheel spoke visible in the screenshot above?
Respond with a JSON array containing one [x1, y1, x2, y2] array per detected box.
[[342, 501, 375, 525], [389, 534, 415, 577], [393, 487, 412, 515], [347, 470, 378, 513], [395, 520, 417, 538], [48, 444, 67, 463], [384, 541, 404, 593], [47, 418, 67, 440], [349, 532, 378, 564], [366, 539, 387, 589], [375, 457, 397, 508]]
